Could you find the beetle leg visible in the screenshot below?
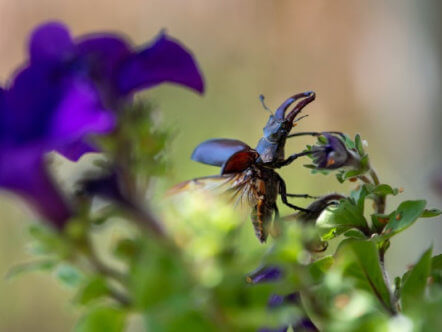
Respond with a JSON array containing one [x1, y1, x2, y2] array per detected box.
[[270, 203, 282, 238], [287, 131, 344, 139], [286, 193, 319, 199], [277, 175, 310, 213], [273, 203, 279, 219], [275, 150, 312, 168]]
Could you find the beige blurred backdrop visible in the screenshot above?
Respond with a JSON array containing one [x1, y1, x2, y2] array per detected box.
[[0, 1, 440, 331]]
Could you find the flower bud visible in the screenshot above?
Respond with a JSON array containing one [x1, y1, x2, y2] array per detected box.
[[311, 133, 360, 170]]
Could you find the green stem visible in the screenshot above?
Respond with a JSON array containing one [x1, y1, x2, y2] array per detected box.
[[369, 167, 385, 214]]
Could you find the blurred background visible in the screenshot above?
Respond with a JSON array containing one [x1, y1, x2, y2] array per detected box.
[[0, 0, 440, 330]]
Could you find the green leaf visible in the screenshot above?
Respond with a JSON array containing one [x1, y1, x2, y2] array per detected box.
[[370, 184, 399, 197], [75, 276, 110, 305], [336, 170, 346, 183], [342, 134, 356, 149], [129, 239, 191, 309], [75, 306, 126, 332], [430, 254, 442, 285], [371, 213, 390, 234], [381, 200, 427, 239], [431, 254, 442, 272], [308, 256, 334, 283], [341, 155, 369, 180], [338, 240, 393, 313], [355, 134, 365, 156], [421, 208, 442, 218], [316, 197, 369, 240], [350, 184, 370, 211], [318, 135, 328, 144], [55, 264, 84, 287], [144, 309, 215, 332], [28, 224, 71, 257], [343, 229, 367, 239], [401, 247, 432, 313], [6, 259, 57, 280]]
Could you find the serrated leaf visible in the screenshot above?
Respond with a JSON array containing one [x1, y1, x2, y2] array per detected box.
[[381, 200, 427, 239], [401, 247, 432, 313], [338, 240, 393, 313], [75, 306, 126, 332]]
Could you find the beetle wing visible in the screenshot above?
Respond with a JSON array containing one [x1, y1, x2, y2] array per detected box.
[[221, 149, 259, 174], [191, 138, 251, 167], [167, 172, 260, 209]]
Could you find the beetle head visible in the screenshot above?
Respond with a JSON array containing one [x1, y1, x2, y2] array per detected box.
[[262, 91, 315, 142]]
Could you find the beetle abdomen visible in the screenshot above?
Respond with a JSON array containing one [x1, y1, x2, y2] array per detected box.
[[251, 198, 274, 243]]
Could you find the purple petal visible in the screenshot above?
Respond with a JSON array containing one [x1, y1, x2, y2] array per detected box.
[[268, 295, 284, 308], [76, 34, 131, 107], [0, 146, 71, 228], [117, 33, 204, 95], [293, 317, 318, 331], [55, 141, 98, 161], [0, 86, 5, 139], [5, 64, 67, 142], [247, 266, 282, 284], [29, 22, 74, 64], [76, 34, 131, 76], [49, 80, 115, 161], [49, 79, 115, 148]]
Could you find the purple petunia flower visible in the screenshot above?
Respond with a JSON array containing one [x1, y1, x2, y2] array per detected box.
[[0, 67, 114, 227], [0, 21, 205, 228], [30, 22, 204, 111], [311, 133, 359, 170]]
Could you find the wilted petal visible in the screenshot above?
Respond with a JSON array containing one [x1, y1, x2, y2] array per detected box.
[[117, 33, 204, 95], [29, 22, 74, 64], [0, 147, 71, 228]]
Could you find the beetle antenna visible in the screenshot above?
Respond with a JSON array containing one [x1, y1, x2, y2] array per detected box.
[[293, 114, 309, 123], [259, 94, 273, 115]]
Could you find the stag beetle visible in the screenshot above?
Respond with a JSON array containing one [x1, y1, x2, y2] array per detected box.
[[171, 92, 320, 242]]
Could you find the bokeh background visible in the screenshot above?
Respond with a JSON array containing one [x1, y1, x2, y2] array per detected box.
[[0, 1, 440, 331]]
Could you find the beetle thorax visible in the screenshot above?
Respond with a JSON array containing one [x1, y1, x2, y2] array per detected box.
[[255, 117, 291, 164]]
